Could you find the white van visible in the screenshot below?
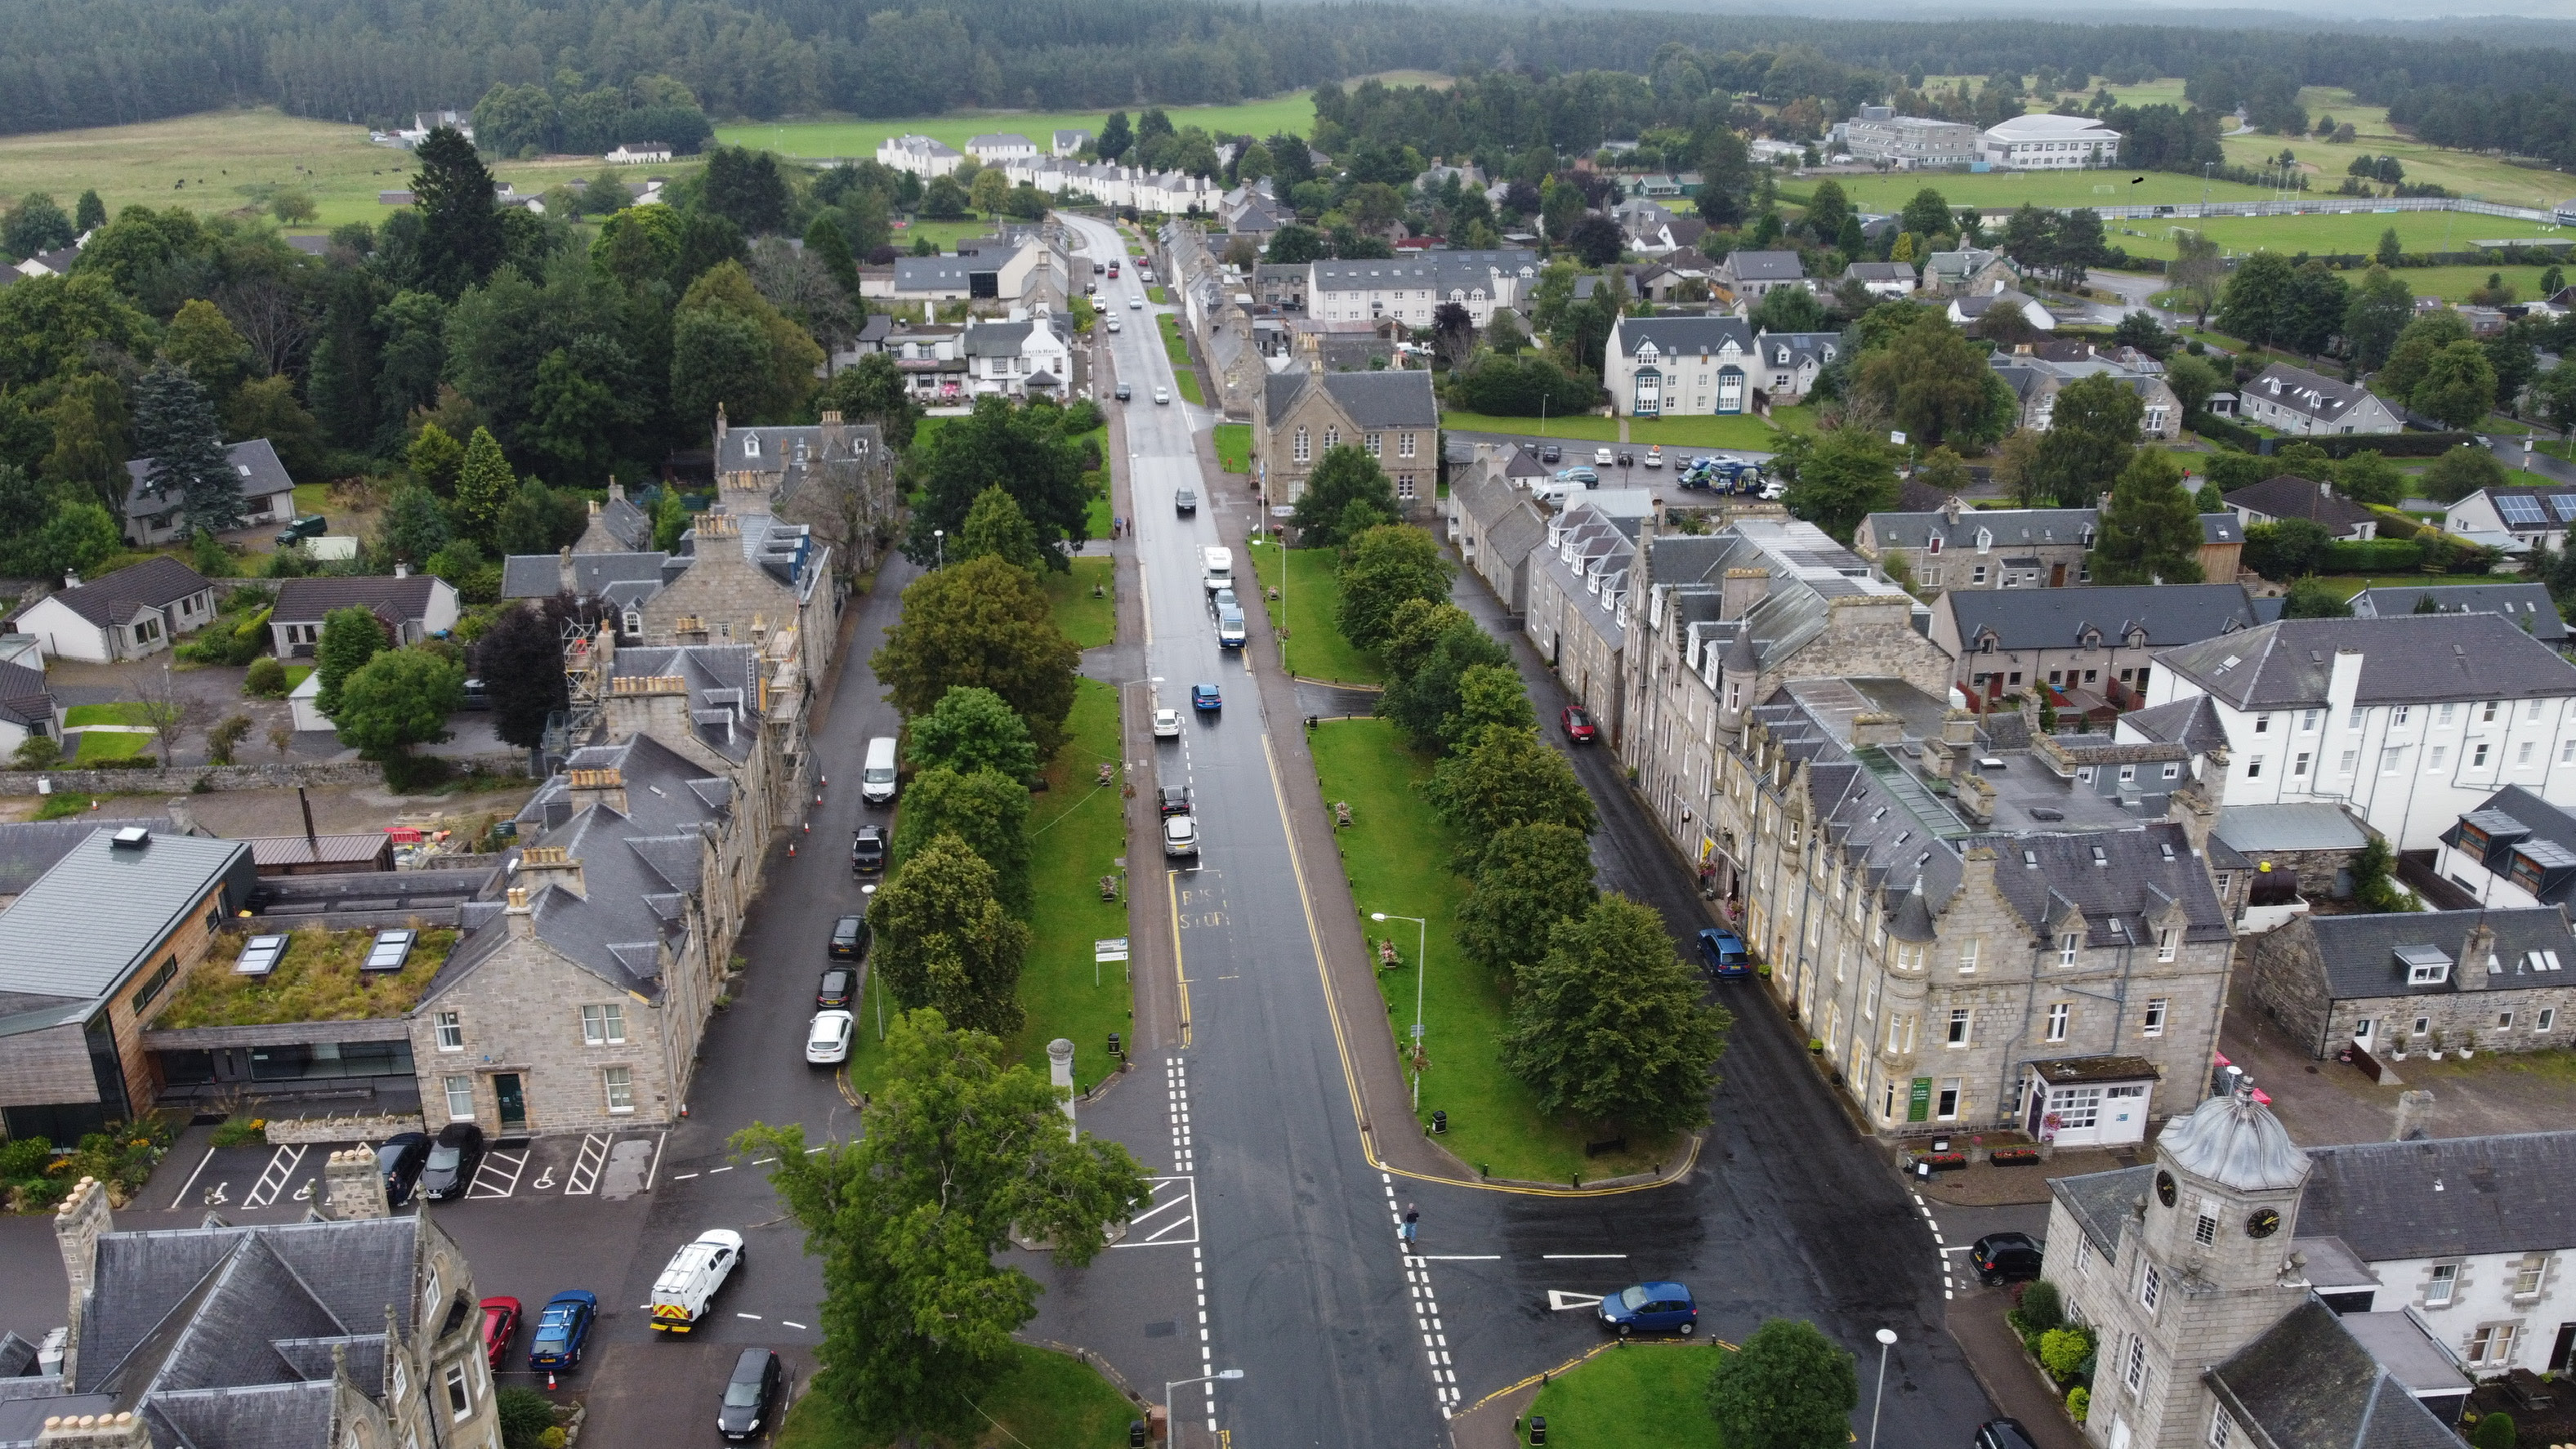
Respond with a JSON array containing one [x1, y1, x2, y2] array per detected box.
[[861, 737, 899, 805], [1202, 546, 1233, 595], [649, 1228, 743, 1333]]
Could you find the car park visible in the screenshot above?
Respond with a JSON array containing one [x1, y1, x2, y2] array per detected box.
[[806, 1010, 855, 1065], [1163, 812, 1200, 858], [1191, 683, 1221, 711], [1154, 708, 1182, 738], [815, 965, 856, 1010], [1115, 382, 1132, 402], [417, 1121, 484, 1202], [1645, 447, 1663, 468], [1159, 784, 1193, 818], [650, 1228, 744, 1334], [717, 1348, 784, 1441], [850, 827, 886, 875], [828, 915, 868, 963], [479, 1297, 521, 1371], [1561, 705, 1596, 743], [527, 1291, 597, 1371], [377, 1131, 429, 1206], [1154, 386, 1170, 404], [1593, 447, 1615, 466], [1695, 928, 1751, 979], [1971, 1233, 2045, 1285], [1599, 1282, 1698, 1336], [1176, 488, 1196, 513]]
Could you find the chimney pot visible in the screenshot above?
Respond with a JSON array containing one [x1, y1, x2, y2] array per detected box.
[[395, 562, 408, 578]]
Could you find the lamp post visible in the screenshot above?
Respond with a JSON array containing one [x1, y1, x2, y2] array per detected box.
[[933, 528, 945, 569], [1166, 1368, 1243, 1445], [1869, 1328, 1898, 1449], [1371, 911, 1428, 1109]]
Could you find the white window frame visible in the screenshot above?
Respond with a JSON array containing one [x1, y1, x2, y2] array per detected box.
[[2427, 1262, 2458, 1306], [1947, 1008, 1971, 1046], [603, 1065, 635, 1114], [435, 1012, 463, 1051], [2143, 998, 2168, 1037], [580, 1003, 627, 1046], [443, 1075, 475, 1121], [2046, 1001, 2070, 1042], [2211, 1404, 2236, 1449], [446, 1363, 472, 1421], [2059, 932, 2081, 967]]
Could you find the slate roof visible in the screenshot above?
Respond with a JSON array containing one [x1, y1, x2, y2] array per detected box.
[[2297, 1131, 2576, 1260], [122, 439, 293, 518], [270, 574, 442, 624], [1316, 369, 1437, 430], [10, 556, 213, 629], [962, 319, 1035, 357], [1723, 249, 1805, 281], [0, 662, 51, 732], [2155, 613, 2576, 710], [612, 644, 767, 763], [2349, 582, 2565, 644], [2224, 475, 2378, 532], [2246, 362, 2383, 426], [2214, 804, 2370, 854], [2439, 784, 2576, 907], [0, 829, 252, 1002], [0, 818, 174, 898], [2300, 905, 2573, 1001], [1307, 248, 1538, 295], [2203, 512, 2240, 546], [590, 493, 654, 551], [2207, 1299, 2461, 1449], [1757, 330, 1841, 371], [2119, 694, 2232, 756], [893, 256, 984, 292], [1864, 506, 2097, 555], [1613, 314, 1755, 360], [1844, 261, 1917, 283], [1944, 583, 2268, 653]]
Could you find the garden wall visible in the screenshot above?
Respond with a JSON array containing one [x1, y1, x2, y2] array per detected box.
[[0, 755, 526, 796]]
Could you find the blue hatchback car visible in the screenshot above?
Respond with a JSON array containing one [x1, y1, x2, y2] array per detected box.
[[1696, 928, 1751, 980], [1599, 1282, 1698, 1337], [1190, 684, 1221, 711], [527, 1290, 598, 1371]]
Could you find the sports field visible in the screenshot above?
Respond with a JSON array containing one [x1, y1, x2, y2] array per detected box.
[[716, 92, 1316, 161], [2098, 211, 2569, 261]]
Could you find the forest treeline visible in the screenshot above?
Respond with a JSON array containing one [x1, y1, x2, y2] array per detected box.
[[2, 0, 2571, 165]]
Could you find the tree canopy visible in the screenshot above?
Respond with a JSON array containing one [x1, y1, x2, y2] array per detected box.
[[1502, 894, 1730, 1134], [866, 836, 1030, 1036], [872, 553, 1081, 760]]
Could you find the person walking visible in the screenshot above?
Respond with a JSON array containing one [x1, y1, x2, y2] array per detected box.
[[1400, 1202, 1420, 1249]]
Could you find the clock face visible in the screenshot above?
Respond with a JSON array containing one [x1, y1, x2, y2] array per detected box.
[[2247, 1206, 2283, 1239], [2155, 1171, 2177, 1208]]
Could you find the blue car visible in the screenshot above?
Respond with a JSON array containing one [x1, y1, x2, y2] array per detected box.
[[527, 1290, 598, 1371], [1599, 1281, 1698, 1337], [1191, 684, 1221, 711], [1696, 928, 1751, 980]]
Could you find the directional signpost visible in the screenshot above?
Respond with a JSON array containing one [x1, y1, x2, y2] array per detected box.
[[1095, 937, 1129, 987]]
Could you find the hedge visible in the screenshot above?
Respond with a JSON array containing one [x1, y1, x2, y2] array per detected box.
[[2189, 412, 2262, 451], [2320, 539, 2426, 572], [2187, 412, 2479, 461]]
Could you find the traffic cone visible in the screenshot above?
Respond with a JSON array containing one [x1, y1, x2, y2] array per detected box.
[[547, 1371, 556, 1391], [802, 820, 810, 833], [787, 842, 797, 858]]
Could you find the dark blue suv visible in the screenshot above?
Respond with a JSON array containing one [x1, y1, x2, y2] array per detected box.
[[1696, 928, 1751, 980], [1599, 1281, 1698, 1336]]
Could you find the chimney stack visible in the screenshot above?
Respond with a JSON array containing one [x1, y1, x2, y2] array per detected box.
[[324, 1147, 389, 1221], [2458, 920, 2495, 992], [514, 846, 586, 900], [33, 1412, 152, 1448], [53, 1176, 110, 1386], [505, 885, 535, 938], [395, 562, 409, 579], [1721, 567, 1770, 621]]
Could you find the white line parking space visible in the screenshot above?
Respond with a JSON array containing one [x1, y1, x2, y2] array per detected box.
[[468, 1147, 529, 1200], [243, 1144, 308, 1208], [564, 1134, 609, 1196], [1116, 1176, 1201, 1247]]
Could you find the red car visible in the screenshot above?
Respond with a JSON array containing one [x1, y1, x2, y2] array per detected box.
[[1562, 705, 1597, 744], [480, 1296, 523, 1371]]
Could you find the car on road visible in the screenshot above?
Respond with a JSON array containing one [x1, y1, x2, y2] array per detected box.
[[527, 1290, 598, 1371], [1645, 447, 1663, 468], [1599, 1282, 1698, 1336], [1593, 447, 1615, 466], [1556, 466, 1599, 487], [1159, 784, 1193, 818], [478, 1297, 521, 1371], [1128, 294, 1144, 309], [1561, 705, 1596, 743], [417, 1121, 484, 1202], [1540, 444, 1562, 464], [717, 1348, 784, 1441], [828, 915, 868, 964], [377, 1131, 430, 1206], [815, 965, 856, 1011], [805, 1010, 855, 1065], [1154, 708, 1182, 738], [1154, 386, 1170, 404], [1176, 487, 1196, 513], [1695, 927, 1751, 980], [1093, 261, 1105, 274], [850, 826, 886, 875], [1190, 683, 1221, 711], [1106, 317, 1122, 332], [650, 1228, 744, 1334], [1976, 1421, 2039, 1449], [1971, 1233, 2045, 1286], [1163, 812, 1200, 858], [1115, 382, 1132, 402]]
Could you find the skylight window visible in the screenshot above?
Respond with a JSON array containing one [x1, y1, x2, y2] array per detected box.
[[364, 928, 417, 973], [234, 934, 290, 977]]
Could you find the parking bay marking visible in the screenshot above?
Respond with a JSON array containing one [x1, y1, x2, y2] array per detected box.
[[1546, 1291, 1605, 1312], [564, 1134, 609, 1196], [243, 1144, 308, 1209], [467, 1148, 529, 1200], [1113, 1176, 1199, 1247]]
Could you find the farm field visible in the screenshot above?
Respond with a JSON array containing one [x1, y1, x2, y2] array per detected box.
[[716, 92, 1316, 162], [2094, 80, 2569, 208], [0, 108, 655, 232]]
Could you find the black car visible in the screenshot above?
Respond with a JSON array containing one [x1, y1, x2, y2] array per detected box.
[[1971, 1232, 2044, 1286], [1158, 784, 1193, 818], [377, 1131, 431, 1206], [1540, 444, 1562, 464], [1114, 382, 1133, 402], [1176, 488, 1197, 513], [275, 514, 328, 547], [816, 965, 857, 1010], [1976, 1421, 2038, 1449], [717, 1348, 783, 1441], [828, 916, 868, 964], [851, 825, 886, 874], [1617, 450, 1635, 467], [417, 1122, 484, 1202]]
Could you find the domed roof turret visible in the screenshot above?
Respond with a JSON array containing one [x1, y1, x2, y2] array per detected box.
[[2157, 1085, 2307, 1193]]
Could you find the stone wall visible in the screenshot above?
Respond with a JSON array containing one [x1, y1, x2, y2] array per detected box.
[[267, 1111, 425, 1144], [0, 756, 525, 797]]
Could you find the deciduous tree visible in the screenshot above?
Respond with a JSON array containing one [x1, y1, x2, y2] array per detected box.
[[2412, 341, 2498, 430], [1424, 724, 1597, 848], [1336, 524, 1453, 652], [314, 604, 390, 717], [872, 554, 1080, 759], [889, 767, 1033, 916], [1502, 894, 1729, 1134], [1782, 426, 1897, 543], [333, 648, 463, 765], [1457, 822, 1597, 982], [1706, 1318, 1860, 1449], [476, 596, 578, 748], [865, 836, 1029, 1035], [1289, 444, 1400, 548], [904, 395, 1088, 568], [907, 686, 1040, 782]]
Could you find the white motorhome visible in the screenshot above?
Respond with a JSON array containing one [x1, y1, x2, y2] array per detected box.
[[1202, 546, 1234, 595]]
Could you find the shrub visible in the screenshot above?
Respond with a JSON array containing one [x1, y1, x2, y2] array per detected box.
[[11, 736, 62, 769], [243, 657, 289, 697], [496, 1387, 556, 1449], [209, 1116, 267, 1148], [2470, 1412, 2516, 1449], [0, 1135, 53, 1179], [2020, 1279, 2065, 1333], [2038, 1325, 2094, 1381], [2319, 539, 2425, 573], [2068, 1387, 2091, 1424]]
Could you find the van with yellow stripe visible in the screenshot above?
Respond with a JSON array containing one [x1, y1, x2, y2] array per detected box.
[[650, 1228, 743, 1333]]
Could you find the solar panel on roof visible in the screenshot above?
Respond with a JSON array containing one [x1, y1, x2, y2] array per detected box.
[[2498, 496, 2548, 525], [2551, 497, 2576, 523]]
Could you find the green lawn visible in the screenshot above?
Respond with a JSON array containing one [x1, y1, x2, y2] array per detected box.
[[1440, 411, 1623, 444], [73, 731, 150, 763], [290, 484, 330, 515], [1172, 371, 1204, 407], [846, 679, 1130, 1097], [1212, 424, 1251, 474], [1310, 719, 1665, 1184], [1244, 543, 1382, 686], [715, 92, 1316, 163], [1527, 1342, 1724, 1448], [64, 702, 154, 727], [1147, 285, 1168, 304], [2096, 212, 2570, 264], [1628, 414, 1792, 451], [1440, 410, 1792, 453], [2308, 574, 2510, 601], [775, 1341, 1141, 1449], [1044, 555, 1116, 649], [894, 217, 1003, 252], [1156, 314, 1190, 368]]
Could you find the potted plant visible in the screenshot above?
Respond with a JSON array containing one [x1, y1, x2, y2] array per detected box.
[[2427, 1028, 2446, 1062], [2458, 1029, 2476, 1060], [2391, 1036, 2409, 1061], [1991, 1147, 2043, 1166], [1808, 1038, 1825, 1054]]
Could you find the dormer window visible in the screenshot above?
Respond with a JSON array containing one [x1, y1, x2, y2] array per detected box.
[[2400, 946, 2452, 985], [744, 435, 761, 458], [1976, 528, 1992, 553], [1927, 536, 1944, 555]]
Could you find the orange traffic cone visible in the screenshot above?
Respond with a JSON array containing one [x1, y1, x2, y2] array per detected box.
[[787, 841, 797, 858], [547, 1371, 556, 1391]]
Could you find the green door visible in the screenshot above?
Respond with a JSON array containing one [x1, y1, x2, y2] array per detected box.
[[493, 1074, 527, 1130]]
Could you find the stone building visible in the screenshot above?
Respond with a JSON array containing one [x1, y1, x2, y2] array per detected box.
[[575, 479, 654, 554], [1251, 368, 1438, 506], [2246, 906, 2575, 1062], [1445, 444, 1551, 618], [1527, 495, 1663, 742], [712, 408, 894, 582], [1855, 500, 2100, 593], [1934, 583, 2275, 713]]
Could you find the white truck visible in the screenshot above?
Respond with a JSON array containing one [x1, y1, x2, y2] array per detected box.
[[1202, 546, 1234, 596], [649, 1228, 744, 1333]]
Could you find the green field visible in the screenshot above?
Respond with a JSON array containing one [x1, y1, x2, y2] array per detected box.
[[0, 107, 667, 233], [716, 93, 1317, 162], [1043, 554, 1116, 649], [1212, 423, 1251, 474], [1310, 719, 1666, 1184], [2095, 211, 2569, 262], [1245, 542, 1382, 686], [775, 1341, 1140, 1449], [1528, 1343, 1724, 1449], [1441, 410, 1790, 453]]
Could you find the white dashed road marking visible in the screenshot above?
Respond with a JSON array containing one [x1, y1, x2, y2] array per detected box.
[[1382, 1174, 1460, 1419]]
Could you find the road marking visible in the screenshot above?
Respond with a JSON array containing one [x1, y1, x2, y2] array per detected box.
[[243, 1144, 307, 1209], [1546, 1291, 1606, 1311], [753, 1157, 776, 1165], [1165, 871, 1191, 1047], [709, 1165, 734, 1173], [167, 1148, 215, 1210], [672, 1171, 699, 1179], [1543, 1254, 1626, 1260], [1415, 1255, 1499, 1261], [645, 1131, 667, 1190], [1117, 1175, 1200, 1246], [564, 1134, 609, 1196], [1940, 1246, 1974, 1254], [467, 1147, 529, 1200], [736, 1313, 761, 1321], [783, 1321, 807, 1330]]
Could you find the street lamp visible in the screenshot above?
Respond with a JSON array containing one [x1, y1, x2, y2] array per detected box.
[[1868, 1328, 1898, 1449], [932, 528, 945, 569], [1371, 912, 1428, 1109], [1166, 1368, 1243, 1443]]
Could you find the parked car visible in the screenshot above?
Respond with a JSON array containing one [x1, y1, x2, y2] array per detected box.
[[1598, 1282, 1698, 1336], [1154, 708, 1182, 738], [377, 1131, 430, 1206], [1561, 705, 1597, 743], [1540, 444, 1562, 464], [1116, 382, 1132, 402], [1757, 479, 1786, 501], [1191, 683, 1221, 711], [1556, 466, 1599, 486], [478, 1297, 521, 1371], [718, 1348, 784, 1442], [1163, 812, 1200, 858], [1593, 447, 1616, 466], [1976, 1422, 2039, 1449], [275, 514, 328, 547], [1209, 586, 1238, 616], [650, 1228, 744, 1334], [806, 1010, 855, 1065], [527, 1290, 598, 1371], [850, 826, 886, 875], [1159, 784, 1193, 818], [417, 1121, 484, 1202], [1645, 447, 1663, 469], [1616, 450, 1634, 467], [1971, 1233, 2045, 1286], [1176, 488, 1197, 513], [1107, 317, 1123, 333], [1695, 928, 1751, 979], [458, 678, 490, 710], [815, 965, 857, 1010], [1154, 386, 1171, 404], [828, 916, 868, 964]]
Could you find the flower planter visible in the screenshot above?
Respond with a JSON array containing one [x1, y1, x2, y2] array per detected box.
[[1917, 1153, 1971, 1171], [1990, 1148, 2043, 1167], [2427, 1050, 2445, 1061], [2458, 1049, 2475, 1059]]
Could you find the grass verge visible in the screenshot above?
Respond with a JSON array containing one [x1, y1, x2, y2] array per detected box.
[[1044, 555, 1116, 649], [1244, 543, 1382, 686], [1156, 313, 1190, 367], [1172, 371, 1204, 407], [775, 1340, 1141, 1449], [74, 732, 150, 763], [65, 702, 154, 727], [1212, 423, 1251, 474], [1310, 719, 1663, 1184], [1528, 1342, 1722, 1448]]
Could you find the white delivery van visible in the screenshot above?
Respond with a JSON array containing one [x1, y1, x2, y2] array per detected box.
[[861, 737, 899, 805], [1217, 607, 1246, 649], [649, 1228, 743, 1333], [1202, 546, 1233, 595]]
